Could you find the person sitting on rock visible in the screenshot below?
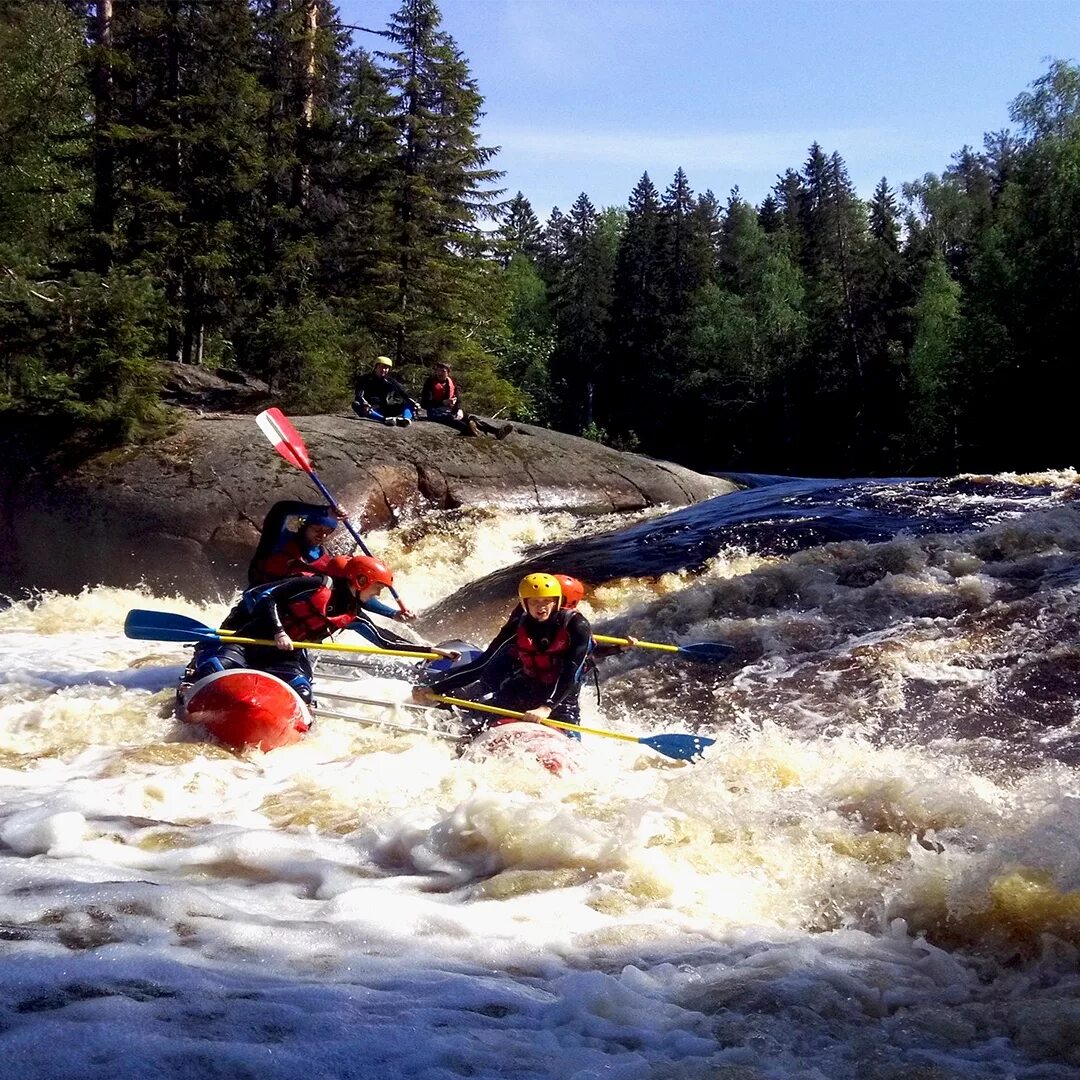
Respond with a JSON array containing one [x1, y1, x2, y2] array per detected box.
[[413, 573, 592, 736], [185, 556, 448, 705], [352, 356, 420, 427], [420, 361, 513, 439], [248, 501, 415, 621]]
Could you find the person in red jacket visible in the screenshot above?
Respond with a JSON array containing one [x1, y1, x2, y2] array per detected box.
[[248, 503, 340, 585], [413, 573, 591, 734], [185, 556, 451, 705], [420, 362, 513, 439], [248, 501, 415, 621]]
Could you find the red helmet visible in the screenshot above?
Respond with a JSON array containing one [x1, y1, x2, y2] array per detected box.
[[326, 554, 394, 590], [552, 574, 585, 608]]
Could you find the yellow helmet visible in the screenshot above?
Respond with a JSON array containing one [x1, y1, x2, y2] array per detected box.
[[374, 355, 393, 369], [518, 572, 562, 602]]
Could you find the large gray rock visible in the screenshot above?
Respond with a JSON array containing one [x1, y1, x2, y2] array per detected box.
[[0, 411, 732, 598]]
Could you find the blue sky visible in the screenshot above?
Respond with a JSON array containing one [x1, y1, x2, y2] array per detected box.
[[338, 0, 1080, 218]]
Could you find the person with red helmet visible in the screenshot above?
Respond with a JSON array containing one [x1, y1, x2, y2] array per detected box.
[[185, 555, 450, 706], [551, 574, 637, 657], [413, 573, 593, 735]]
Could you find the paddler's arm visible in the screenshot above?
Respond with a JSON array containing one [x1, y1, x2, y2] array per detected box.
[[347, 611, 424, 651], [361, 595, 415, 622], [413, 616, 519, 700]]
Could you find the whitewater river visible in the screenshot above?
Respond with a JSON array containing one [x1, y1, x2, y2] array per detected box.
[[3, 473, 1080, 1079]]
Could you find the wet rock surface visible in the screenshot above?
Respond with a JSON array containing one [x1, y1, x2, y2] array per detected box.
[[0, 409, 732, 597]]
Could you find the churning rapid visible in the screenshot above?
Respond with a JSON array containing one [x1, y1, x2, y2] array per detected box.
[[3, 473, 1080, 1079]]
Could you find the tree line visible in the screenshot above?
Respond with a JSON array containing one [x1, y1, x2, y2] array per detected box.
[[1, 0, 1078, 475]]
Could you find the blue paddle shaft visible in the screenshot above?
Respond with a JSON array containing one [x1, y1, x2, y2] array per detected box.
[[304, 470, 407, 609]]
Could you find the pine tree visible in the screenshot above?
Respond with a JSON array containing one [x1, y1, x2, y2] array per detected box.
[[757, 193, 781, 234], [325, 45, 398, 359], [371, 0, 511, 410], [975, 59, 1080, 468], [88, 0, 116, 273], [539, 205, 568, 280], [103, 0, 268, 368], [694, 189, 723, 253], [0, 0, 89, 413], [606, 173, 664, 440], [771, 167, 807, 258], [683, 192, 807, 468], [868, 178, 899, 250], [661, 167, 712, 314], [860, 177, 911, 468], [240, 0, 355, 406], [0, 0, 87, 265], [907, 254, 961, 467], [548, 192, 615, 432], [494, 254, 555, 422], [497, 192, 543, 266], [793, 144, 873, 466]]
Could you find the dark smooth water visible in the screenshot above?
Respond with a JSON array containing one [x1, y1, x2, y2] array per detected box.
[[424, 474, 1065, 632]]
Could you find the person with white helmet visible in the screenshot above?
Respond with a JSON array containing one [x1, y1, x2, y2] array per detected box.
[[413, 573, 593, 732], [352, 355, 420, 427]]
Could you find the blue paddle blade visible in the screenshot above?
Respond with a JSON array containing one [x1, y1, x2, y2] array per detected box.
[[639, 733, 716, 762], [124, 609, 220, 644], [678, 642, 735, 662]]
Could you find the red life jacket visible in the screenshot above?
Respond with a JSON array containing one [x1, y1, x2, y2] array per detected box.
[[429, 376, 456, 407], [512, 613, 572, 685], [250, 538, 330, 585], [279, 579, 356, 641]]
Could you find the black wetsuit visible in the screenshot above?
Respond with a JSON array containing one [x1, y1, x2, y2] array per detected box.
[[426, 607, 593, 733], [352, 373, 418, 420], [187, 576, 415, 704]]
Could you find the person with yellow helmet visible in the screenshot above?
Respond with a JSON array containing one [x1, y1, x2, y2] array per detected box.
[[352, 355, 420, 427], [413, 572, 594, 733]]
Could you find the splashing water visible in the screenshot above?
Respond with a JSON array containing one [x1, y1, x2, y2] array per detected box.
[[3, 473, 1080, 1079]]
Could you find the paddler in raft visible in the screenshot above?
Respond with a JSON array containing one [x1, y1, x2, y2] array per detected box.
[[412, 573, 592, 736], [551, 573, 637, 660], [183, 555, 454, 706], [248, 501, 340, 584], [248, 500, 416, 621]]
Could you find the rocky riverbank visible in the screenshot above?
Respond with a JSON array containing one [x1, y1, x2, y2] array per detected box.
[[0, 397, 733, 597]]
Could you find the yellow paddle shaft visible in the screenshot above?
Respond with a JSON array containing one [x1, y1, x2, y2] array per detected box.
[[431, 693, 641, 745], [593, 634, 678, 653], [214, 632, 439, 660]]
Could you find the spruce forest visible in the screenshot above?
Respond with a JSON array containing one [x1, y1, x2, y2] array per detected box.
[[2, 0, 1079, 475]]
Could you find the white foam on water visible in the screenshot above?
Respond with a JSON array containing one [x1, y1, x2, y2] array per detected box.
[[3, 492, 1080, 1077]]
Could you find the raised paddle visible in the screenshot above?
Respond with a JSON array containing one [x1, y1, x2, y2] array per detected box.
[[428, 693, 715, 763], [593, 635, 734, 663], [123, 609, 441, 661], [255, 407, 412, 616]]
